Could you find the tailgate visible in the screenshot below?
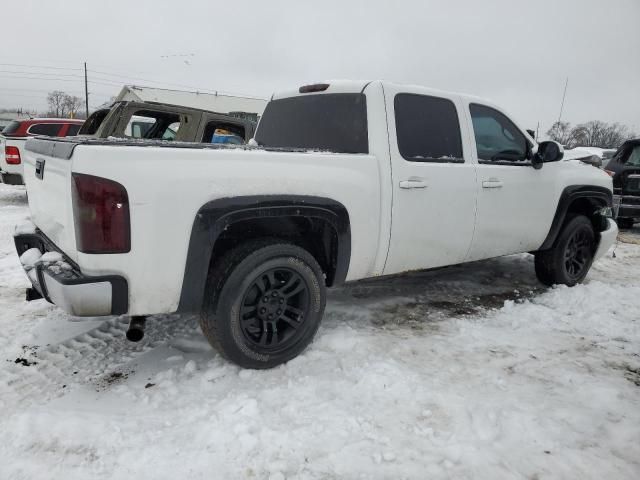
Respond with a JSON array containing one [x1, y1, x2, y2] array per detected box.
[[23, 138, 80, 262]]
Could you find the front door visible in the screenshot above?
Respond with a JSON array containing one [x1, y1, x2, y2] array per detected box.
[[463, 102, 558, 261], [383, 86, 478, 275]]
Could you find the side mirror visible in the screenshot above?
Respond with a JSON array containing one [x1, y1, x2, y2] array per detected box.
[[533, 141, 564, 169]]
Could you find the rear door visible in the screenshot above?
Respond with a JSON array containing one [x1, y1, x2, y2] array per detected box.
[[383, 86, 478, 274], [463, 102, 557, 260]]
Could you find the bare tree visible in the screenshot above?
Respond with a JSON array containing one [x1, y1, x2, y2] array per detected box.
[[47, 90, 67, 118], [548, 120, 636, 149], [63, 95, 85, 118], [547, 121, 579, 148], [572, 121, 634, 149]]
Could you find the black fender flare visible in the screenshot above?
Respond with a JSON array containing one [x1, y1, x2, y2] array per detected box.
[[538, 185, 612, 251], [176, 195, 351, 313]]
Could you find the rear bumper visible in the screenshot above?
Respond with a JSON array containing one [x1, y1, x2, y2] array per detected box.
[[0, 170, 24, 185], [14, 231, 128, 317], [593, 218, 618, 262]]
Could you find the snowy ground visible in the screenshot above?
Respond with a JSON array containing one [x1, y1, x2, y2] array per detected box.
[[1, 183, 639, 480]]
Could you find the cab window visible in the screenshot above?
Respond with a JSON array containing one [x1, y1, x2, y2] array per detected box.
[[394, 93, 463, 162], [470, 104, 528, 163]]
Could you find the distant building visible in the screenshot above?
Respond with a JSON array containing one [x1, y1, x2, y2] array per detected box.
[[113, 85, 267, 122]]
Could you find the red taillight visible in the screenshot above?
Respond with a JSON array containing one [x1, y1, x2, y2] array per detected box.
[[72, 173, 130, 254], [604, 169, 615, 177], [5, 146, 21, 165]]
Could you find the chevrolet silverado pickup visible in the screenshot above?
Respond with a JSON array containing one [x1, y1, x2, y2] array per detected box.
[[15, 80, 618, 368]]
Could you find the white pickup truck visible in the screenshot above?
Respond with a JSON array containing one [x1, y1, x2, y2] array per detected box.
[[15, 80, 617, 368]]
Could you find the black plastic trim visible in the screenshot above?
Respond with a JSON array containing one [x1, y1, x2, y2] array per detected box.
[[13, 231, 129, 315], [0, 171, 24, 185], [538, 185, 613, 251], [177, 195, 351, 313]]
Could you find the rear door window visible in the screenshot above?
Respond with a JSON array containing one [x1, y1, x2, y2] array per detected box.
[[27, 123, 64, 136], [255, 93, 368, 153], [394, 93, 463, 162]]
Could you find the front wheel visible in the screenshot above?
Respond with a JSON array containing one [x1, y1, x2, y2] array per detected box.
[[534, 215, 595, 287], [200, 240, 326, 369]]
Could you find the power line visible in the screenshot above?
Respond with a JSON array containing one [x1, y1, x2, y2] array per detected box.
[[0, 74, 85, 83], [0, 86, 113, 96], [0, 69, 83, 78], [88, 69, 219, 93], [0, 62, 81, 71]]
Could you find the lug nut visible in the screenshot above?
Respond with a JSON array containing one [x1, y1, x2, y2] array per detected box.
[[272, 291, 278, 297], [268, 314, 274, 320], [277, 309, 282, 315], [260, 307, 266, 314], [279, 298, 284, 304], [263, 296, 269, 302]]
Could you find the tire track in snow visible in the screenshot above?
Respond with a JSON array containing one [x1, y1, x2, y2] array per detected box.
[[1, 314, 200, 411]]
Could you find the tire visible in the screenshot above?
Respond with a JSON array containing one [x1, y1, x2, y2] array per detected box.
[[617, 218, 635, 229], [199, 239, 326, 369], [534, 215, 595, 287]]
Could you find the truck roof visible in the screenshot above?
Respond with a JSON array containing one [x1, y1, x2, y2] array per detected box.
[[271, 80, 486, 103]]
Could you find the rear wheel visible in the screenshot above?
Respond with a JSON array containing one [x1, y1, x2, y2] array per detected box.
[[534, 215, 595, 287], [200, 240, 326, 369]]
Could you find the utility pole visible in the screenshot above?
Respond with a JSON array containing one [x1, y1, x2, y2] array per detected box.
[[84, 62, 89, 118]]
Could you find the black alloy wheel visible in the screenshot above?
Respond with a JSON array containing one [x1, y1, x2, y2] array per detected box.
[[563, 228, 593, 281], [239, 267, 310, 353]]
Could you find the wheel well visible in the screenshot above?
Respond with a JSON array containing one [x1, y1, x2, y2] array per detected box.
[[210, 216, 340, 286], [566, 197, 608, 232]]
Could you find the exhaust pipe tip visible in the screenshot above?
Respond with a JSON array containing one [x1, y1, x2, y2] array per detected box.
[[126, 328, 144, 342], [126, 316, 146, 342]]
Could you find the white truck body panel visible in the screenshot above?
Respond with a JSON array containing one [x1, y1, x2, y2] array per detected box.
[[24, 146, 384, 315], [20, 80, 617, 317]]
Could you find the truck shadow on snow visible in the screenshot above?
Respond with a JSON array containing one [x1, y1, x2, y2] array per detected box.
[[328, 253, 543, 331]]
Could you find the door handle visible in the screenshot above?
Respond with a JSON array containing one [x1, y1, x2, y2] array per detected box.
[[399, 178, 427, 189], [482, 179, 503, 188]]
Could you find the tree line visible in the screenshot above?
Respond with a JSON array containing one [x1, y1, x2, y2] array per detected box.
[[46, 90, 86, 119], [547, 120, 635, 149]]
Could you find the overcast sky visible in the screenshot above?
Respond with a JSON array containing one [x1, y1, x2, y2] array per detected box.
[[1, 0, 639, 134]]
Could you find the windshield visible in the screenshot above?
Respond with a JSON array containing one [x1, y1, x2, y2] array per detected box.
[[255, 93, 368, 153], [627, 145, 640, 166]]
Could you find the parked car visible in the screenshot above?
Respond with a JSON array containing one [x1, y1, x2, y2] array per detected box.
[[78, 101, 255, 144], [0, 118, 84, 185], [15, 80, 617, 369], [604, 138, 640, 228]]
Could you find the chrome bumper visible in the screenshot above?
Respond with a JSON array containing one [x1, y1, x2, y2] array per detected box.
[[13, 231, 128, 317]]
